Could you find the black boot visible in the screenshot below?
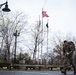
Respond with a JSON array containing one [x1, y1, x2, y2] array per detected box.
[[61, 69, 66, 75], [63, 71, 66, 75], [74, 71, 76, 74]]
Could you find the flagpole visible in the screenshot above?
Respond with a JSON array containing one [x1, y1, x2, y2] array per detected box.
[[38, 15, 40, 64], [41, 8, 43, 64], [46, 19, 49, 64], [41, 8, 49, 64]]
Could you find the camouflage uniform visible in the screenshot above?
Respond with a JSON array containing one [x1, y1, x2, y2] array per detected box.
[[61, 41, 76, 74]]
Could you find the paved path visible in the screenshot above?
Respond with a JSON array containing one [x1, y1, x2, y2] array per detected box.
[[0, 71, 74, 75]]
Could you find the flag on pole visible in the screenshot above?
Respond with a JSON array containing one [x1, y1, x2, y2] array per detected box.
[[46, 22, 48, 28], [42, 11, 49, 18]]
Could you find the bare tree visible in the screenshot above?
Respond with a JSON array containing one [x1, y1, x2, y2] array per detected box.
[[32, 21, 42, 63], [0, 11, 28, 63], [27, 21, 42, 64]]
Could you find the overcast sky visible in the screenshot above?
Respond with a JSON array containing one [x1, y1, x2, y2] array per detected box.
[[0, 0, 76, 55], [0, 0, 76, 35]]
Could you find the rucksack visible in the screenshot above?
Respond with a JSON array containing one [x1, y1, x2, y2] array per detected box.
[[68, 41, 75, 51]]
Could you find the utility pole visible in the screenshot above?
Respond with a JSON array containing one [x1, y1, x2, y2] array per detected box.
[[13, 30, 19, 63]]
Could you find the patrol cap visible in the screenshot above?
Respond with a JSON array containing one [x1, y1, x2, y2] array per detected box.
[[64, 40, 67, 43]]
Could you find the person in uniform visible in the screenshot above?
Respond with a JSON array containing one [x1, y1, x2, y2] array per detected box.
[[61, 40, 76, 74]]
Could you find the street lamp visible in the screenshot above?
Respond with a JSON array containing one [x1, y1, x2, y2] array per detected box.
[[13, 30, 20, 63], [0, 1, 11, 12]]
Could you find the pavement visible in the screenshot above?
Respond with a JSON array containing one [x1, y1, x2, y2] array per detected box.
[[0, 71, 74, 75]]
